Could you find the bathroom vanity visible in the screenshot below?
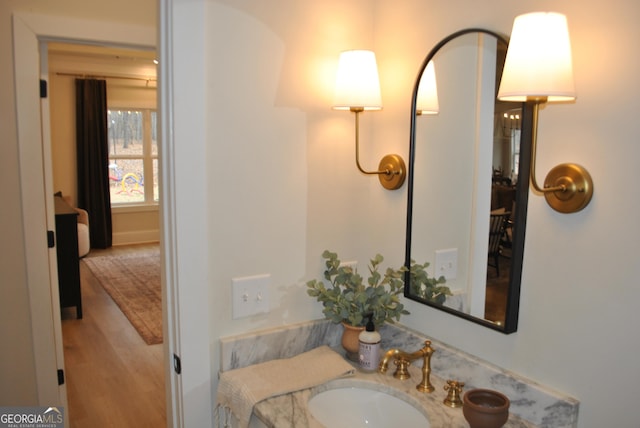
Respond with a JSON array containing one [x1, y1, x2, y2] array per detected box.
[[219, 320, 579, 428]]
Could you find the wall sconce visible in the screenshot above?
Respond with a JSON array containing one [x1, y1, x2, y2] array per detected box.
[[498, 11, 593, 213], [333, 50, 406, 190], [416, 61, 439, 116]]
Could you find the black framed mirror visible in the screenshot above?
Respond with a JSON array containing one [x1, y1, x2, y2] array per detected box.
[[404, 28, 532, 333]]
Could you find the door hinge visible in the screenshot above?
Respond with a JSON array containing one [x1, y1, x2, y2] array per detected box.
[[57, 369, 64, 385], [47, 230, 55, 248], [40, 79, 47, 98], [173, 354, 181, 375]]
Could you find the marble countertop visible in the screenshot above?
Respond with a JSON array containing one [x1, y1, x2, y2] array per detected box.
[[221, 320, 579, 427], [253, 361, 536, 428]]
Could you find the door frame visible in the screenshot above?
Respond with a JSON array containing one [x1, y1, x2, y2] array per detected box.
[[12, 11, 182, 425]]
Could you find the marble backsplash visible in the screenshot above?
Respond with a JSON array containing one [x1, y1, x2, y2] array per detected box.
[[219, 319, 579, 428]]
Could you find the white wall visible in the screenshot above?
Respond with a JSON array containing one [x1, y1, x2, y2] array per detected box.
[[203, 0, 379, 333], [169, 1, 639, 427]]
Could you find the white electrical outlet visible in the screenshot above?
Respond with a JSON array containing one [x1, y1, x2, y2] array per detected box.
[[232, 274, 270, 319], [435, 248, 458, 280]]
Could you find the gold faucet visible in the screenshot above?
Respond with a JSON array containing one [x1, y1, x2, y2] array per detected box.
[[378, 340, 435, 393]]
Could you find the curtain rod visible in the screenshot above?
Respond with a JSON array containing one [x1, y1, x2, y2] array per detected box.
[[55, 72, 156, 83]]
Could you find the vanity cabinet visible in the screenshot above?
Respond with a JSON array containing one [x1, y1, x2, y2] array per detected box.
[[54, 195, 83, 319]]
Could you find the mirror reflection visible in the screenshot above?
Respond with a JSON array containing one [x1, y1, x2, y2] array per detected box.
[[404, 29, 531, 333], [487, 103, 522, 324]]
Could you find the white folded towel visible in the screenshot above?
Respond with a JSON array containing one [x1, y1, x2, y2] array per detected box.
[[215, 345, 355, 427]]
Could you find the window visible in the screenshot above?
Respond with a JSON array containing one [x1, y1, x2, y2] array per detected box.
[[511, 128, 521, 177], [107, 109, 158, 205]]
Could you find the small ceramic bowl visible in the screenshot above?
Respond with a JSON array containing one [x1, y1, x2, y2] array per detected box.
[[462, 388, 510, 428]]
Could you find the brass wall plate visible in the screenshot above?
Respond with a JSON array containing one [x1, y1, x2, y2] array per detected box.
[[543, 163, 594, 213], [378, 154, 406, 190]]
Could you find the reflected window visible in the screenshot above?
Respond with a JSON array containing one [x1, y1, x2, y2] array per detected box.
[[511, 128, 520, 177]]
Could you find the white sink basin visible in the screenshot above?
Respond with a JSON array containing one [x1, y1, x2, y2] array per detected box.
[[307, 386, 429, 428]]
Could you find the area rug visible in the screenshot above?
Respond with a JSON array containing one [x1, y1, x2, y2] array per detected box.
[[83, 249, 162, 345]]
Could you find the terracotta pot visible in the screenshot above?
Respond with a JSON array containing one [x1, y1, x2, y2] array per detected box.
[[463, 389, 510, 428], [341, 321, 364, 362]]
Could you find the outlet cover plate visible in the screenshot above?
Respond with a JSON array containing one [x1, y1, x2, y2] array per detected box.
[[435, 248, 458, 280]]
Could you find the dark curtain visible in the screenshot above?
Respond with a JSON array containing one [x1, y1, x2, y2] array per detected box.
[[75, 78, 112, 248]]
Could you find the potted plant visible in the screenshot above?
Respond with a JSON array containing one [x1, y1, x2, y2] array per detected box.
[[307, 250, 451, 359], [306, 250, 408, 327], [306, 250, 409, 360]]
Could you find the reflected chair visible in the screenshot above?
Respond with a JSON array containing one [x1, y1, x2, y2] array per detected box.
[[488, 212, 511, 276], [61, 195, 91, 258], [500, 201, 517, 253]]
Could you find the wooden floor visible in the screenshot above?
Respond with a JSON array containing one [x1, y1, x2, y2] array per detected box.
[[61, 243, 166, 427]]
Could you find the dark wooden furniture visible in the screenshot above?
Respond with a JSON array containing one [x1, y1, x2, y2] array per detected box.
[[55, 195, 83, 318], [487, 212, 511, 278]]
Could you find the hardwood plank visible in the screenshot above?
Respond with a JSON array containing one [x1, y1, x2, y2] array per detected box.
[[61, 243, 166, 427]]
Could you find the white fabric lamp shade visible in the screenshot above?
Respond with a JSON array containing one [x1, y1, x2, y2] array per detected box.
[[333, 50, 382, 110], [498, 12, 576, 102], [416, 61, 439, 115]]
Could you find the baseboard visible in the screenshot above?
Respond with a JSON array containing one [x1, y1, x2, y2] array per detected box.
[[112, 230, 160, 246]]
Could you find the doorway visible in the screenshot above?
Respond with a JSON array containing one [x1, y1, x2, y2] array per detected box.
[[12, 11, 181, 425], [47, 42, 165, 425]]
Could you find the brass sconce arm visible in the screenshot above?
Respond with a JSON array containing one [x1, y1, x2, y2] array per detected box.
[[353, 107, 388, 176], [529, 100, 564, 194], [528, 100, 594, 213], [350, 107, 406, 190]]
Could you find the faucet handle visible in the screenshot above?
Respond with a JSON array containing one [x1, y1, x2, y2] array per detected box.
[[443, 380, 465, 408], [393, 358, 411, 380]]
